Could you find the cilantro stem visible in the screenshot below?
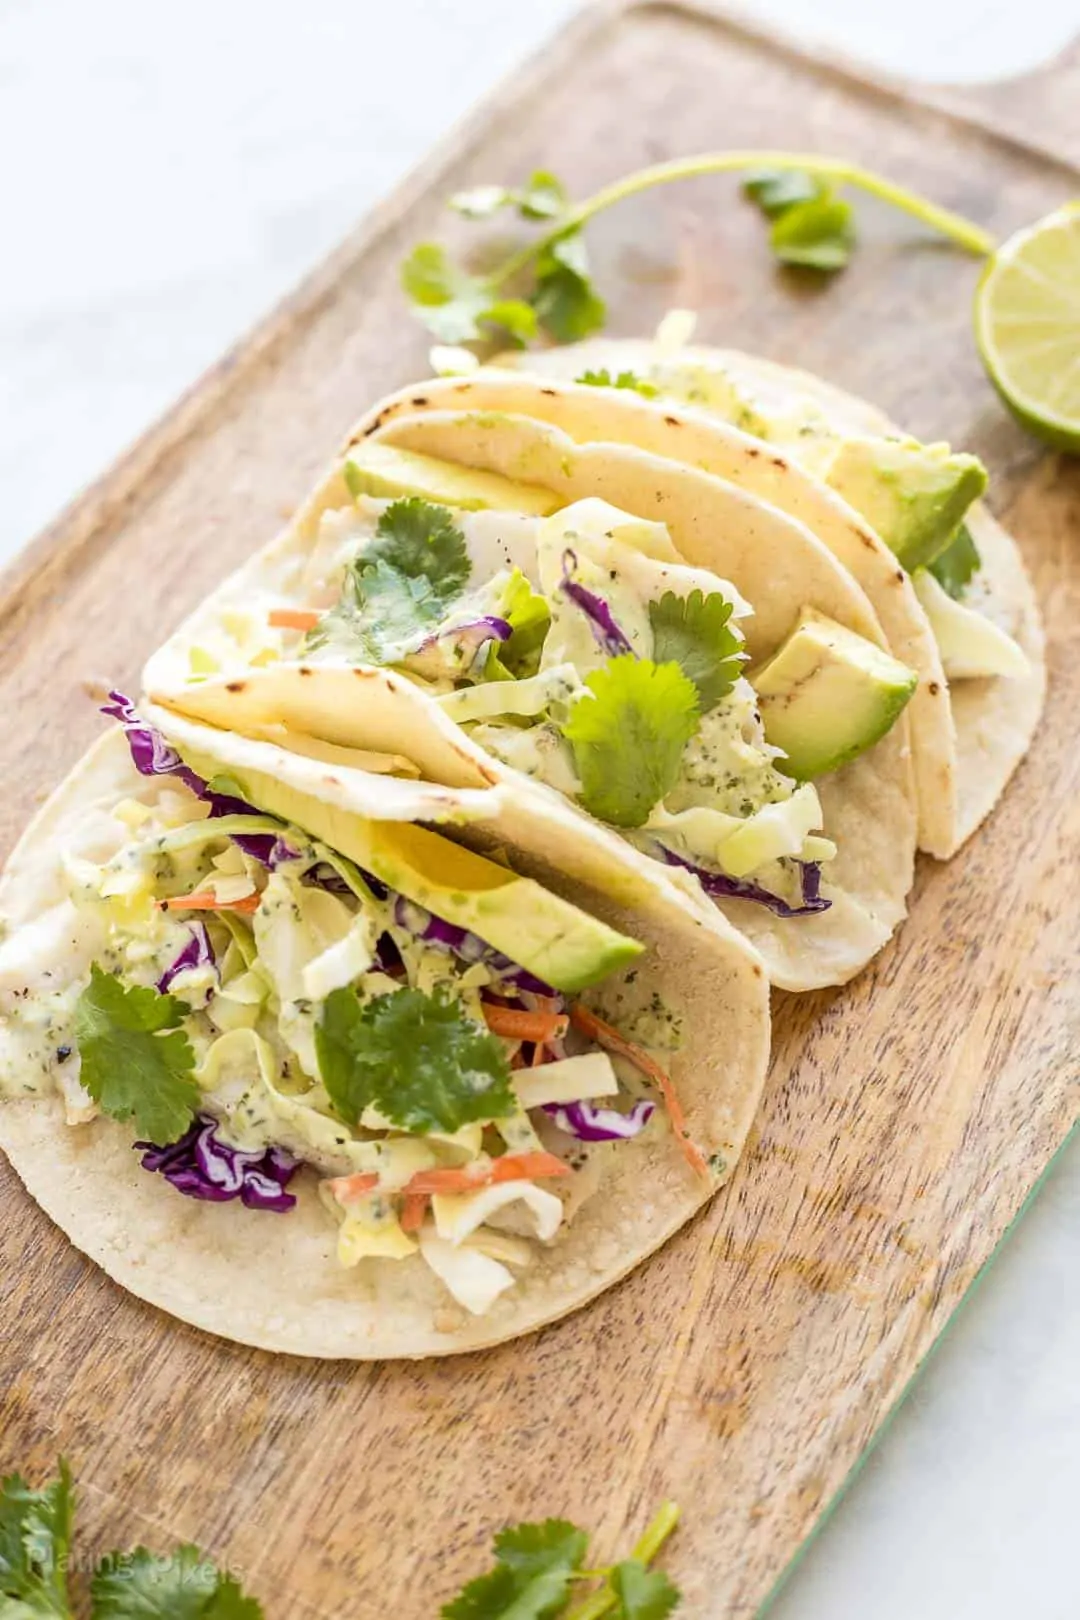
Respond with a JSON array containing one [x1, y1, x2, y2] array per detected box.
[[630, 1499, 681, 1566], [487, 151, 995, 290], [564, 1501, 681, 1620]]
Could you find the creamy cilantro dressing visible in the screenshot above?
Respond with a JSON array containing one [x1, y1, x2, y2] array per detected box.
[[424, 498, 827, 890]]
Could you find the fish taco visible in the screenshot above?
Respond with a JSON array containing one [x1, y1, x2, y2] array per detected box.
[[0, 695, 769, 1358], [488, 339, 1044, 857], [146, 403, 920, 990]]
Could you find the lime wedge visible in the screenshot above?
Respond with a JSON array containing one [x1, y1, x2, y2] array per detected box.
[[975, 203, 1080, 452]]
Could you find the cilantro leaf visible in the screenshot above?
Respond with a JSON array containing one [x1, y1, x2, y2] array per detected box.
[[928, 522, 981, 598], [449, 171, 567, 224], [401, 244, 543, 347], [441, 1520, 586, 1620], [769, 196, 855, 270], [484, 569, 551, 681], [482, 300, 540, 346], [562, 657, 700, 828], [742, 168, 824, 218], [309, 497, 470, 663], [742, 168, 855, 272], [0, 1460, 74, 1616], [576, 368, 658, 399], [532, 231, 606, 343], [400, 244, 496, 343], [648, 590, 743, 711], [316, 985, 515, 1135], [517, 170, 569, 222], [449, 185, 513, 220], [74, 965, 199, 1144], [362, 497, 470, 594], [610, 1560, 681, 1620], [91, 1544, 262, 1619]]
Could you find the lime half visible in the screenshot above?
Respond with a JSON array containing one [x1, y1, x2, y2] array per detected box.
[[975, 202, 1080, 453]]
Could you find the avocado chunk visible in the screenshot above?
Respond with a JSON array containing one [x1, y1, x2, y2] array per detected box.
[[181, 747, 643, 992], [344, 441, 562, 517], [821, 436, 988, 573], [750, 609, 917, 780]]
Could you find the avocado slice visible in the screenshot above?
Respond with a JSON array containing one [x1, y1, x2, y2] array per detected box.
[[182, 747, 642, 992], [821, 436, 988, 573], [750, 609, 917, 780], [343, 441, 562, 517]]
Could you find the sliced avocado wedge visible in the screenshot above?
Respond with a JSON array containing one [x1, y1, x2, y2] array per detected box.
[[822, 436, 988, 573], [182, 747, 643, 993], [343, 441, 562, 517], [750, 609, 917, 780]]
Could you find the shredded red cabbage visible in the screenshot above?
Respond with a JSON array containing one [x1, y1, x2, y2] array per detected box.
[[135, 1114, 298, 1211], [560, 550, 634, 656], [659, 845, 831, 917], [393, 896, 557, 996], [442, 615, 511, 650], [103, 691, 294, 867], [156, 921, 216, 994], [544, 1098, 655, 1142]]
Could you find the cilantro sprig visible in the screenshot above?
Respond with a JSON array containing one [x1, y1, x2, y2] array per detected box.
[[442, 1501, 681, 1619], [307, 495, 470, 662], [316, 984, 516, 1134], [562, 658, 700, 829], [402, 154, 993, 353], [74, 965, 200, 1144], [0, 1461, 261, 1619], [648, 590, 743, 711], [0, 1459, 73, 1616]]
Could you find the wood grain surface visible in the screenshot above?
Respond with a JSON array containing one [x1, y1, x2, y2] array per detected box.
[[2, 4, 1079, 1614]]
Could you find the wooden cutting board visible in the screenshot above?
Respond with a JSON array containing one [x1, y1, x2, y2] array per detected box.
[[2, 4, 1078, 1614]]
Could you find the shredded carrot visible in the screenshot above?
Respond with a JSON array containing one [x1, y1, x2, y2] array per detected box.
[[400, 1166, 485, 1197], [268, 607, 321, 632], [157, 891, 260, 915], [404, 1151, 570, 1198], [569, 1003, 709, 1179], [530, 1040, 548, 1068], [482, 1005, 569, 1044], [489, 1151, 570, 1185], [326, 1171, 379, 1202], [400, 1192, 428, 1233]]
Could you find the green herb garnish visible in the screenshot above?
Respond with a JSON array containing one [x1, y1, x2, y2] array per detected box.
[[402, 154, 993, 353], [441, 1501, 681, 1619], [92, 1546, 262, 1619], [743, 167, 856, 270], [0, 1459, 73, 1616], [308, 495, 470, 662], [562, 657, 700, 829], [0, 1461, 262, 1619], [316, 984, 516, 1135], [74, 965, 199, 1144], [928, 522, 981, 598], [648, 590, 743, 711]]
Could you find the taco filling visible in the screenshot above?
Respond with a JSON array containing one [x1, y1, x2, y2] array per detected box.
[[222, 487, 916, 921], [0, 697, 709, 1322]]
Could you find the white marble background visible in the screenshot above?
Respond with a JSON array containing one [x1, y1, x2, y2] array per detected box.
[[1, 2, 1078, 1616]]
